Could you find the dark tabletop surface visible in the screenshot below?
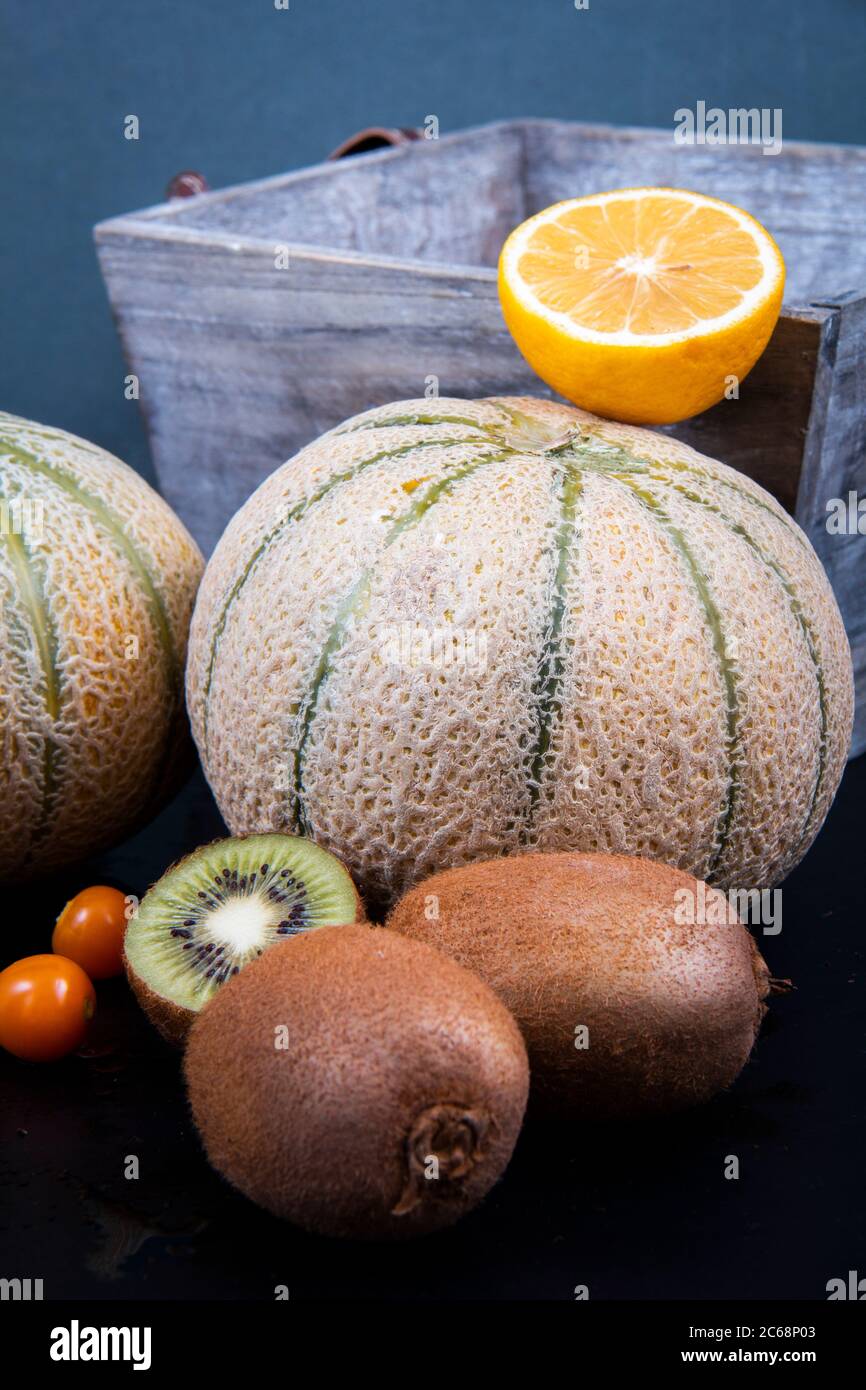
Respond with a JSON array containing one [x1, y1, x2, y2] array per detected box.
[[1, 755, 864, 1303]]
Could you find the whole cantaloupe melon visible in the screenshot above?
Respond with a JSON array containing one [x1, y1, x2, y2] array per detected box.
[[187, 397, 853, 908], [0, 413, 204, 880]]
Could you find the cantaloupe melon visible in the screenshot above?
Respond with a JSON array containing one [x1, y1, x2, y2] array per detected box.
[[0, 413, 204, 880], [186, 397, 853, 908]]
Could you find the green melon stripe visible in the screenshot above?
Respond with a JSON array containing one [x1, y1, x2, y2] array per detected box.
[[200, 435, 503, 753], [547, 423, 811, 556], [568, 434, 658, 473], [612, 475, 742, 879], [292, 449, 515, 834], [339, 413, 813, 558], [563, 428, 823, 861], [0, 437, 178, 684], [663, 462, 809, 547], [0, 497, 64, 864], [642, 472, 829, 846], [491, 401, 541, 431], [523, 464, 584, 833], [335, 412, 499, 436], [581, 431, 812, 552]]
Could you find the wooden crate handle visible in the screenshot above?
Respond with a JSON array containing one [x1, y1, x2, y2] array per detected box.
[[166, 170, 210, 199], [328, 126, 422, 160], [163, 131, 420, 200]]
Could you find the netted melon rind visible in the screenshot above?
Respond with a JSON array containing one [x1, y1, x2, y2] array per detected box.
[[187, 397, 853, 906], [0, 413, 204, 879]]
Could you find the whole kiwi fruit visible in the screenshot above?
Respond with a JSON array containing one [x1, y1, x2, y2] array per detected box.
[[387, 852, 772, 1117], [184, 924, 529, 1239], [124, 832, 364, 1045]]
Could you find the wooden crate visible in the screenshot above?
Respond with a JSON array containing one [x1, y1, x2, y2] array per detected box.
[[94, 119, 866, 754]]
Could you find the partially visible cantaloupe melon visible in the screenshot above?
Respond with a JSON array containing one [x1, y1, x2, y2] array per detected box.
[[186, 396, 853, 908], [0, 413, 204, 880]]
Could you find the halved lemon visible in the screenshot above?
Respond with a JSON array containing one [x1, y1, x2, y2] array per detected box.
[[498, 187, 785, 425]]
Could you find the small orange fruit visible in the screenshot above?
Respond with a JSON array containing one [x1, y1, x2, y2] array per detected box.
[[52, 885, 129, 979], [498, 186, 785, 424], [0, 955, 95, 1062]]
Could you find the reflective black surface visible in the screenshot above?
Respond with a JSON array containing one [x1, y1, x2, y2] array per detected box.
[[1, 758, 864, 1301]]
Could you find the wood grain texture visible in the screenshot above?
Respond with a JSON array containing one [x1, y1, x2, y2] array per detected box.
[[95, 119, 866, 753], [797, 292, 866, 757]]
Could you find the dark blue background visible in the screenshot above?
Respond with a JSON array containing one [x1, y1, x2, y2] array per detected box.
[[2, 0, 865, 484]]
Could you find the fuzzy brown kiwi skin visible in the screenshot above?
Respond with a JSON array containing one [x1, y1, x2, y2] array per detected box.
[[184, 925, 529, 1239], [123, 954, 195, 1047], [123, 835, 367, 1048], [387, 851, 773, 1120]]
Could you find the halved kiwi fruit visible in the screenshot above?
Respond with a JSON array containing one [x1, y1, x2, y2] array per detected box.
[[124, 833, 363, 1044]]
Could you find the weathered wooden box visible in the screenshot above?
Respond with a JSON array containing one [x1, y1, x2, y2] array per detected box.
[[94, 119, 866, 753]]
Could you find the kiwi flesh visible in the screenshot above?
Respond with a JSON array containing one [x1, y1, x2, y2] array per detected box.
[[387, 851, 772, 1118], [184, 924, 529, 1239], [124, 833, 363, 1045]]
